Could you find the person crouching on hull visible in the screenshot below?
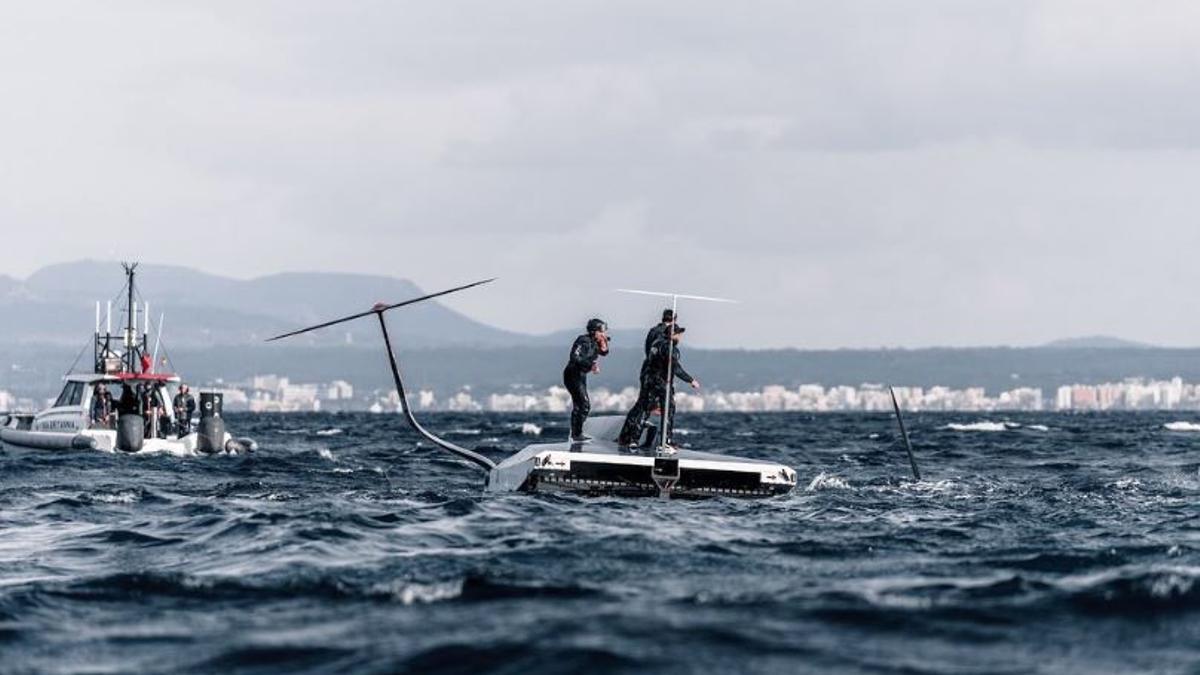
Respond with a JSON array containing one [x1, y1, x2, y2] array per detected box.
[[563, 318, 610, 442], [618, 325, 699, 448]]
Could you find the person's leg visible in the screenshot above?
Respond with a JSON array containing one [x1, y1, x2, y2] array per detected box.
[[571, 382, 591, 440], [564, 369, 589, 439], [618, 386, 651, 445]]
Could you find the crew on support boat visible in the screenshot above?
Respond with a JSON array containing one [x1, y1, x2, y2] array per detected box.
[[91, 385, 113, 429], [563, 318, 610, 442], [173, 385, 196, 437]]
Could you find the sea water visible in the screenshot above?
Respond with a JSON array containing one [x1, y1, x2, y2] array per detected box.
[[2, 411, 1199, 674]]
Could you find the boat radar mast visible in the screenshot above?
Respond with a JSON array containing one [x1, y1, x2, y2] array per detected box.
[[93, 262, 152, 376]]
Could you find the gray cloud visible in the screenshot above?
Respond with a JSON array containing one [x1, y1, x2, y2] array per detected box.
[[2, 1, 1200, 348]]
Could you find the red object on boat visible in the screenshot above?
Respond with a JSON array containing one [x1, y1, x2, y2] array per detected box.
[[115, 372, 175, 383]]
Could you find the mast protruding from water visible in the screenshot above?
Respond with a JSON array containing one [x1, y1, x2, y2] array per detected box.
[[266, 278, 499, 472]]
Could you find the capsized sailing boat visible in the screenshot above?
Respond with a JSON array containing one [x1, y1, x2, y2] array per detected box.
[[267, 279, 796, 498]]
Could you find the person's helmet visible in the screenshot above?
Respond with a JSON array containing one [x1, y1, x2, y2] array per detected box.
[[586, 318, 607, 334]]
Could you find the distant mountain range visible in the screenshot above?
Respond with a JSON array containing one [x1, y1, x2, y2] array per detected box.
[[1040, 335, 1153, 349], [2, 260, 1160, 353], [0, 260, 529, 348], [3, 261, 1194, 400]]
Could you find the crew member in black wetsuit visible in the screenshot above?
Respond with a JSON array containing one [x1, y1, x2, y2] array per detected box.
[[644, 309, 675, 356], [563, 318, 610, 441], [618, 325, 700, 447], [618, 309, 676, 444]]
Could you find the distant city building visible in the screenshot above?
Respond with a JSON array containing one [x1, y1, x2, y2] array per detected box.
[[171, 374, 1200, 414]]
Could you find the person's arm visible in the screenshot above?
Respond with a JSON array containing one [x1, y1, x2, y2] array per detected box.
[[672, 352, 695, 385]]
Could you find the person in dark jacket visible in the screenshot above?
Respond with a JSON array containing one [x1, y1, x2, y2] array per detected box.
[[563, 318, 610, 441], [91, 385, 113, 429], [173, 385, 196, 437], [643, 309, 675, 357], [618, 325, 700, 447], [620, 309, 677, 442]]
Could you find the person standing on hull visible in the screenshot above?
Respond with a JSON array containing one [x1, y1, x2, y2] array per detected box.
[[618, 309, 676, 445], [563, 318, 610, 442], [619, 325, 699, 447], [644, 309, 675, 356]]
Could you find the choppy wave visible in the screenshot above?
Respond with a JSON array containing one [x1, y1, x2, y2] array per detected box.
[[806, 471, 851, 491], [3, 410, 1199, 673], [943, 421, 1015, 432]]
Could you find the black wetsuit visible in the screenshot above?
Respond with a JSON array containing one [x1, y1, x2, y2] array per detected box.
[[617, 324, 676, 445], [619, 334, 694, 446], [644, 322, 670, 357], [562, 334, 608, 439]]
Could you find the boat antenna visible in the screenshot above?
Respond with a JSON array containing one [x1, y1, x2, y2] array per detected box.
[[266, 278, 498, 472], [151, 313, 165, 374], [888, 386, 921, 481], [616, 288, 736, 453], [121, 262, 139, 373]]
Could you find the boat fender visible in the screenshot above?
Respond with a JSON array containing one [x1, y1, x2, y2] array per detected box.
[[117, 414, 145, 452], [71, 435, 97, 451], [197, 392, 225, 454]]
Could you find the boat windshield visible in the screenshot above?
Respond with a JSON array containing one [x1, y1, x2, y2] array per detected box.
[[53, 382, 86, 408]]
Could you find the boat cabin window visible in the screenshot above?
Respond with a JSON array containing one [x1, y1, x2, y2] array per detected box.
[[53, 382, 85, 408]]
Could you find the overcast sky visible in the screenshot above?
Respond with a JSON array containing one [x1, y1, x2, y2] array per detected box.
[[3, 1, 1200, 348]]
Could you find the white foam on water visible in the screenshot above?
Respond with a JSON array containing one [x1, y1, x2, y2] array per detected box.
[[448, 429, 482, 436], [806, 471, 850, 491], [1028, 424, 1050, 432], [1111, 477, 1142, 490], [942, 421, 1013, 432], [316, 448, 335, 461], [316, 428, 344, 436], [520, 423, 542, 436], [377, 579, 465, 605], [1164, 421, 1200, 432], [90, 491, 141, 504]]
